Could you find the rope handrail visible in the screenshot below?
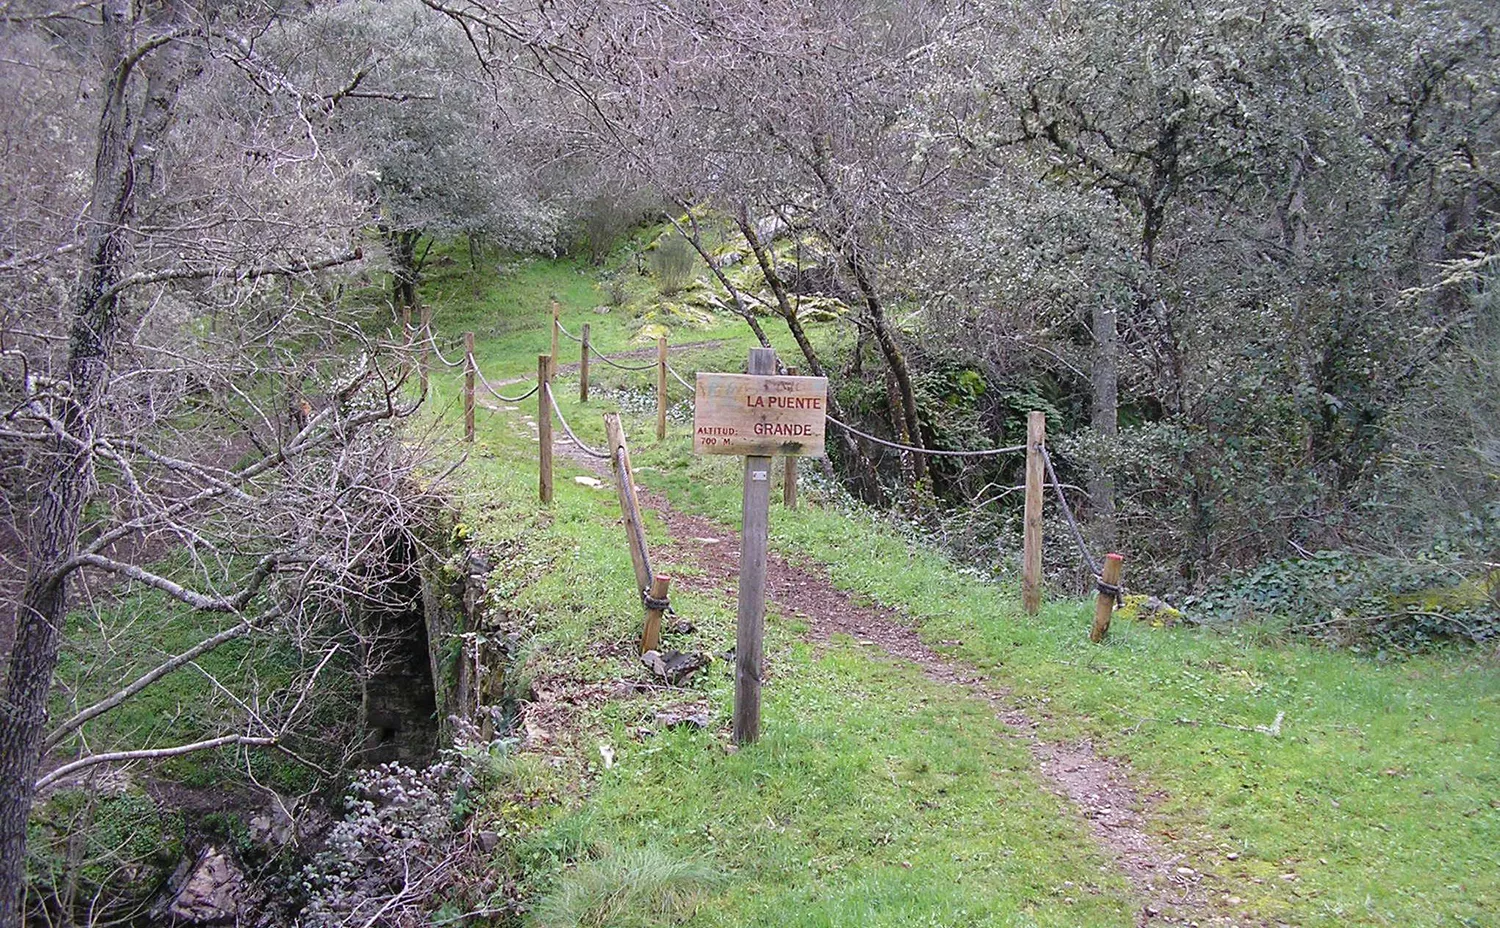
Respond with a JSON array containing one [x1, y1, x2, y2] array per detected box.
[[665, 362, 694, 392], [588, 344, 658, 372], [426, 330, 469, 369], [555, 319, 583, 343], [1040, 444, 1102, 580], [824, 414, 1027, 458], [543, 382, 611, 459], [472, 356, 540, 404]]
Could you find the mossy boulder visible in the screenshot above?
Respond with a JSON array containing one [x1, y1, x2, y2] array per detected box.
[[634, 321, 673, 344], [1117, 594, 1184, 628]]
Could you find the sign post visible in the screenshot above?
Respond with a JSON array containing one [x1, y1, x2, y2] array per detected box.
[[693, 349, 828, 744]]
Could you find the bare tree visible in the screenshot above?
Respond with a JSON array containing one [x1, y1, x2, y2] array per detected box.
[[0, 5, 451, 923]]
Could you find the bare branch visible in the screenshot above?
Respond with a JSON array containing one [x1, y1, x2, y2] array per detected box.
[[36, 735, 277, 792]]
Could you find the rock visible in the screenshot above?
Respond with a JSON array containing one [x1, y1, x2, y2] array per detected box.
[[641, 649, 711, 685], [753, 214, 787, 243], [655, 706, 710, 729], [478, 831, 501, 853], [158, 846, 245, 924], [634, 322, 672, 344], [1120, 593, 1185, 628], [713, 250, 743, 268], [247, 805, 295, 851], [593, 305, 611, 314], [671, 619, 696, 635], [573, 476, 604, 488]]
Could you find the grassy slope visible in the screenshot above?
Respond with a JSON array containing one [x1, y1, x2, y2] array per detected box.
[[435, 249, 1499, 927]]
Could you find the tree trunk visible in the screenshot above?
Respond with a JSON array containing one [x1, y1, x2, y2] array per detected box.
[[665, 206, 772, 348], [0, 8, 169, 923], [801, 142, 929, 488], [732, 208, 880, 495], [844, 253, 928, 487], [1090, 299, 1119, 551], [386, 229, 421, 317], [735, 211, 824, 375]]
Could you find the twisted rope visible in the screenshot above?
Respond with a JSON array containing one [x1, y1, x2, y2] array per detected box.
[[555, 319, 583, 343], [472, 359, 540, 404], [665, 362, 695, 393], [824, 414, 1027, 458], [589, 345, 658, 372], [1040, 445, 1102, 580], [543, 383, 611, 458], [426, 330, 468, 369]]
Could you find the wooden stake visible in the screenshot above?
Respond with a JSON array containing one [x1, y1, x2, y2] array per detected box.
[[783, 366, 798, 509], [580, 322, 591, 403], [1022, 410, 1046, 614], [1091, 553, 1124, 643], [538, 354, 553, 504], [605, 413, 652, 596], [463, 331, 476, 443], [656, 335, 668, 441], [550, 299, 560, 367], [641, 574, 672, 654], [418, 304, 431, 396], [734, 347, 776, 745]]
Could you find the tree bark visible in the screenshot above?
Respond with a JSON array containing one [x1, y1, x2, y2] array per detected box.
[[1090, 299, 1119, 550], [844, 254, 928, 487], [664, 206, 772, 348], [385, 228, 422, 317], [801, 142, 929, 487], [0, 7, 168, 924], [735, 210, 823, 376], [733, 207, 880, 495]]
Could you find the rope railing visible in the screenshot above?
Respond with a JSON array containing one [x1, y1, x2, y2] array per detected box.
[[665, 361, 695, 392], [824, 413, 1027, 458], [1040, 444, 1110, 590], [471, 355, 540, 404], [426, 329, 469, 369], [555, 319, 583, 343], [543, 382, 611, 459], [588, 344, 659, 372]]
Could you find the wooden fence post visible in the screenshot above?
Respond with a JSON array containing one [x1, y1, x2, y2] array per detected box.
[[656, 335, 668, 441], [418, 304, 431, 396], [783, 366, 798, 509], [605, 414, 653, 598], [550, 299, 560, 367], [538, 355, 554, 504], [463, 331, 476, 443], [734, 347, 777, 745], [1022, 410, 1046, 614], [1090, 553, 1124, 643], [580, 322, 591, 403], [641, 574, 672, 654]]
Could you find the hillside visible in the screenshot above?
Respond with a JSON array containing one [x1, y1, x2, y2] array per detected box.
[[392, 253, 1498, 928]]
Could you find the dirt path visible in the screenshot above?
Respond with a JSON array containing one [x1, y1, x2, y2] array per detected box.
[[530, 418, 1240, 927]]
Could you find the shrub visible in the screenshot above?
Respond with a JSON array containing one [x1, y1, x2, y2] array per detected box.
[[649, 233, 696, 296]]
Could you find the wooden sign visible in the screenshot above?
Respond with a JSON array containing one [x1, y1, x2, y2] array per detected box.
[[693, 372, 829, 457]]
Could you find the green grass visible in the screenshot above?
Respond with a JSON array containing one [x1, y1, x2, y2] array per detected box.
[[437, 249, 1499, 928]]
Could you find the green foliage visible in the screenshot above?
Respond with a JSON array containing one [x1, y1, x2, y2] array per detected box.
[[1185, 551, 1498, 651], [27, 788, 182, 922]]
